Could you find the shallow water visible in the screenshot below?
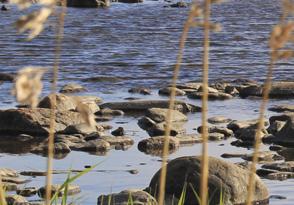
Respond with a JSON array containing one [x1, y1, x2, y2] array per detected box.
[[0, 0, 293, 204]]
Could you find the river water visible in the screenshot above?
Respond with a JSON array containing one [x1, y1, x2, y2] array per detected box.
[[0, 0, 293, 204]]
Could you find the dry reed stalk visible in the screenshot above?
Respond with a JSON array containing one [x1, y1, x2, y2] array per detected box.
[[157, 3, 203, 205], [200, 0, 211, 205], [45, 1, 66, 205], [246, 1, 293, 204], [0, 177, 7, 205]]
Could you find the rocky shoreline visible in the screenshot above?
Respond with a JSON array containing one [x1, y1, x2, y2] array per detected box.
[[0, 76, 293, 204]]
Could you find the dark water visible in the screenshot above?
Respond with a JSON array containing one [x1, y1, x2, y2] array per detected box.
[[0, 0, 293, 204]]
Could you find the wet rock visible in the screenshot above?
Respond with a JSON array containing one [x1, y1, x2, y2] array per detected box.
[[38, 93, 76, 111], [269, 145, 285, 151], [158, 87, 186, 96], [111, 127, 125, 136], [149, 156, 269, 205], [67, 0, 110, 7], [0, 168, 19, 177], [1, 5, 8, 11], [72, 139, 110, 152], [0, 73, 14, 81], [61, 123, 102, 135], [95, 116, 113, 122], [268, 104, 294, 113], [227, 119, 268, 132], [137, 117, 157, 130], [138, 136, 180, 154], [269, 195, 287, 200], [85, 76, 121, 82], [187, 92, 233, 100], [208, 116, 232, 124], [235, 124, 268, 141], [208, 132, 225, 141], [174, 82, 201, 90], [96, 108, 124, 116], [31, 142, 71, 155], [221, 153, 246, 158], [146, 122, 186, 137], [239, 85, 262, 98], [146, 108, 187, 123], [198, 86, 219, 93], [37, 184, 81, 198], [175, 134, 202, 145], [100, 135, 134, 147], [100, 100, 201, 113], [1, 176, 30, 184], [97, 189, 157, 205], [197, 126, 233, 138], [256, 168, 279, 177], [231, 139, 254, 147], [169, 2, 188, 8], [128, 87, 151, 95], [241, 151, 284, 163], [6, 195, 28, 205], [268, 113, 294, 146], [71, 95, 102, 104], [224, 85, 239, 96], [266, 172, 294, 180], [0, 108, 83, 135], [17, 187, 38, 197], [278, 148, 294, 161], [262, 162, 294, 172], [267, 120, 286, 135], [128, 169, 139, 175], [59, 83, 87, 93]]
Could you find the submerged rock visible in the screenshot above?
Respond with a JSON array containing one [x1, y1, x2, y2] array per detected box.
[[148, 156, 269, 205], [67, 0, 110, 7], [128, 87, 151, 95], [100, 100, 201, 113], [98, 189, 157, 205]]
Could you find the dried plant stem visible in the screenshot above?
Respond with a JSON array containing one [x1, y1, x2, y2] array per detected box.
[[45, 3, 66, 205], [200, 0, 211, 205], [245, 56, 274, 205], [0, 177, 7, 205], [157, 8, 196, 205]]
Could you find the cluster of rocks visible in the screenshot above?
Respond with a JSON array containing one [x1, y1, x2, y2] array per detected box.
[[98, 156, 270, 205], [0, 168, 82, 205]]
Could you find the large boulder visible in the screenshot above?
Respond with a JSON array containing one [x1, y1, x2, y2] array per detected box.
[[66, 0, 110, 7], [0, 108, 83, 135], [38, 93, 76, 111], [149, 156, 269, 205], [100, 100, 201, 113]]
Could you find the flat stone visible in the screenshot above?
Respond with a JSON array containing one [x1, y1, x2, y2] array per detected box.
[[188, 92, 233, 100], [0, 168, 19, 177], [128, 87, 151, 95], [241, 151, 284, 163], [269, 104, 294, 113], [262, 162, 294, 172], [208, 116, 232, 124], [158, 87, 186, 96], [59, 83, 87, 93], [146, 108, 187, 123], [138, 136, 180, 154], [37, 184, 81, 198]]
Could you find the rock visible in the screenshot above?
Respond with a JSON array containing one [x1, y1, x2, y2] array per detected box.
[[256, 169, 279, 177], [169, 2, 188, 8], [59, 83, 87, 93], [197, 126, 233, 138], [2, 183, 17, 191], [268, 114, 294, 146], [198, 86, 219, 93], [235, 124, 268, 141], [187, 92, 233, 100], [208, 116, 232, 124], [31, 142, 71, 155], [241, 151, 284, 163], [1, 176, 30, 184], [100, 100, 201, 113], [0, 108, 83, 135], [231, 139, 254, 147], [138, 136, 180, 154], [146, 122, 186, 137], [1, 5, 8, 11], [268, 104, 294, 113], [99, 135, 134, 148], [137, 117, 157, 131], [72, 139, 110, 153], [0, 73, 14, 81], [128, 87, 151, 95], [278, 148, 294, 161], [97, 189, 157, 205], [6, 195, 28, 205], [221, 153, 246, 158], [17, 187, 38, 197], [37, 184, 81, 198], [239, 82, 294, 98], [208, 132, 225, 141], [227, 119, 268, 132], [146, 108, 187, 123], [267, 120, 286, 135], [117, 0, 143, 3], [61, 123, 101, 135], [262, 162, 294, 172], [175, 134, 202, 145], [149, 156, 269, 205], [38, 93, 76, 111], [266, 172, 294, 180], [224, 85, 239, 96], [111, 127, 125, 136], [67, 0, 110, 7], [71, 95, 102, 104], [0, 168, 19, 177], [158, 87, 186, 96], [96, 108, 124, 116]]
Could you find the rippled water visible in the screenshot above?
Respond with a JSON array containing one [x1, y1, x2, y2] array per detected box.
[[0, 0, 293, 204]]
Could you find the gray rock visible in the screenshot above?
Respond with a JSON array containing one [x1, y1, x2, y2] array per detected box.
[[278, 148, 294, 161], [99, 135, 134, 147], [6, 195, 28, 205], [187, 92, 233, 100], [59, 83, 87, 93], [158, 87, 186, 96], [96, 108, 124, 116], [0, 168, 19, 177], [262, 162, 294, 172], [175, 134, 202, 145], [208, 116, 232, 124], [97, 189, 157, 205], [235, 124, 268, 141], [268, 104, 294, 113], [72, 139, 110, 152], [37, 184, 81, 198], [241, 151, 284, 163], [197, 126, 233, 138], [111, 127, 125, 136], [2, 183, 17, 191], [267, 120, 286, 135], [100, 100, 201, 113], [128, 87, 151, 95], [137, 117, 157, 131], [239, 85, 263, 98], [38, 94, 76, 111], [146, 108, 187, 123], [174, 82, 202, 90], [17, 187, 38, 197], [0, 73, 14, 82], [148, 156, 269, 205], [117, 0, 143, 3], [227, 119, 268, 132], [146, 122, 186, 137], [138, 136, 180, 154], [0, 108, 83, 135], [208, 132, 225, 141], [62, 123, 101, 135]]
